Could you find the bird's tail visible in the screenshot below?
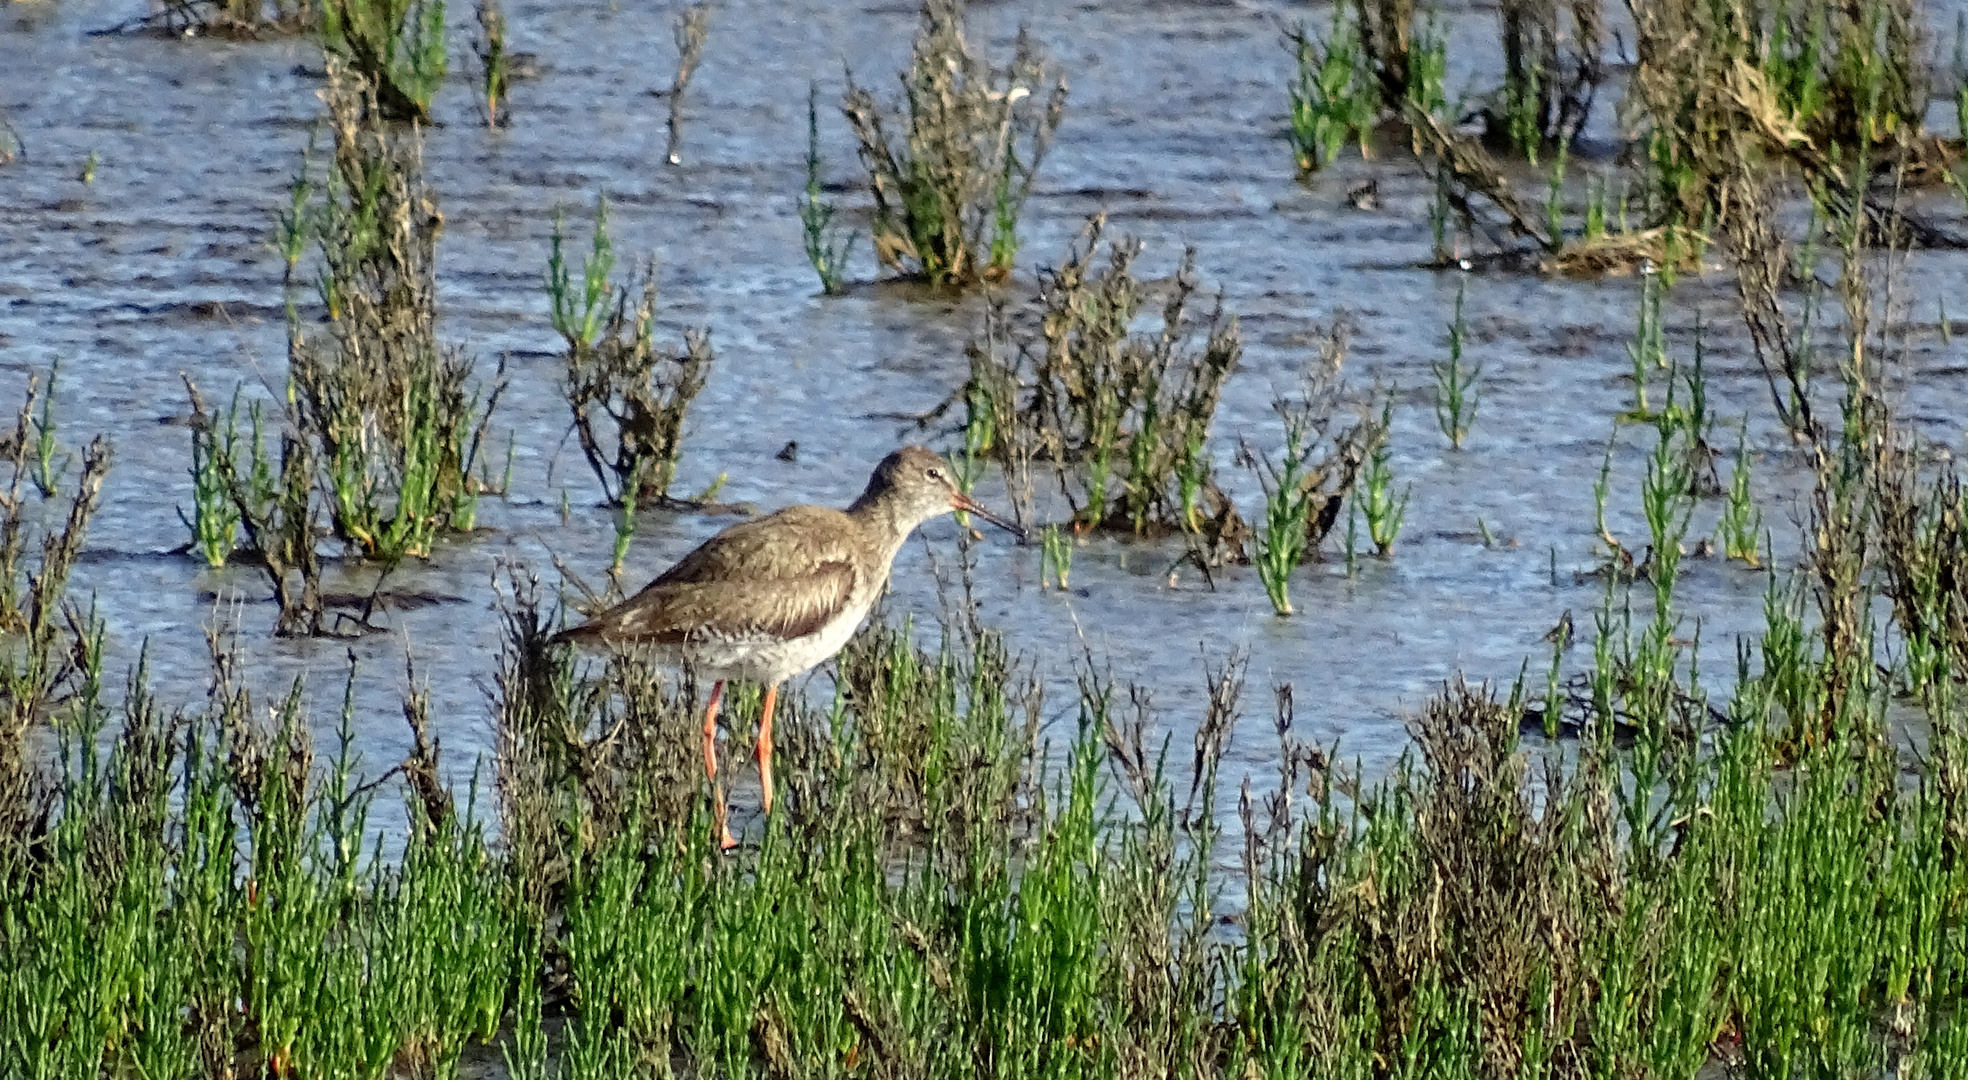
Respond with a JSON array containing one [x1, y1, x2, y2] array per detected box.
[[547, 621, 600, 646]]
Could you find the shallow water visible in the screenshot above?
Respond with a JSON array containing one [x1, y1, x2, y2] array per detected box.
[[4, 0, 1966, 830]]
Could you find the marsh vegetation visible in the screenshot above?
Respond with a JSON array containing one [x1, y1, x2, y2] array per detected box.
[[839, 0, 1068, 286], [4, 0, 1968, 1073]]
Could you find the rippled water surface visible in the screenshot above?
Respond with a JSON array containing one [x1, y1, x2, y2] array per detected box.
[[6, 0, 1968, 827]]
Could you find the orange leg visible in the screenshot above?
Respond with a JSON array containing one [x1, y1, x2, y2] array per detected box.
[[755, 683, 778, 817], [702, 680, 735, 849]]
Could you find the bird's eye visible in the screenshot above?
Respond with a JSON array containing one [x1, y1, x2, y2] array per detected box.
[[926, 467, 942, 481]]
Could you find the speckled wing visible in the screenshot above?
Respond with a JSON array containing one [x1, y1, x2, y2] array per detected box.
[[560, 505, 864, 645]]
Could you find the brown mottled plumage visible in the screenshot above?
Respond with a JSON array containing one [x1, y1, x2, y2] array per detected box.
[[554, 505, 865, 664], [554, 446, 1020, 847]]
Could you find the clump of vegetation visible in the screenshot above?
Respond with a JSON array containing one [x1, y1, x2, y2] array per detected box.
[[1290, 0, 1940, 277], [1285, 0, 1449, 176], [842, 0, 1068, 286], [1491, 0, 1604, 160], [1622, 272, 1722, 499], [1412, 106, 1563, 259], [1357, 395, 1409, 555], [800, 83, 851, 295], [2, 624, 512, 1079], [1040, 522, 1072, 589], [1589, 272, 1744, 588], [963, 218, 1244, 552], [1875, 442, 1968, 693], [0, 378, 106, 634], [1284, 10, 1378, 175], [663, 3, 712, 166], [1350, 0, 1450, 122], [105, 0, 314, 37], [1718, 424, 1763, 566], [471, 0, 509, 127], [183, 377, 328, 635], [182, 64, 501, 633], [1625, 263, 1668, 417], [25, 361, 67, 501], [1638, 399, 1697, 589], [1630, 0, 1925, 234], [1431, 273, 1481, 447], [0, 373, 107, 846], [1248, 324, 1372, 615], [548, 196, 715, 509], [289, 62, 502, 560], [1290, 0, 1944, 277], [274, 141, 316, 286], [1407, 104, 1687, 274], [1809, 210, 1968, 699], [181, 385, 251, 567], [319, 0, 448, 123]]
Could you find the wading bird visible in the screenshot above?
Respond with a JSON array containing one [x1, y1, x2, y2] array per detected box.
[[554, 445, 1021, 847]]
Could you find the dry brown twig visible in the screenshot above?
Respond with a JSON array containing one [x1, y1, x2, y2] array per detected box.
[[1405, 103, 1554, 252], [665, 3, 713, 166]]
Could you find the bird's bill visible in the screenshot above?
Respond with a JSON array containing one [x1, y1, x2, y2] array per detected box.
[[951, 493, 1026, 541]]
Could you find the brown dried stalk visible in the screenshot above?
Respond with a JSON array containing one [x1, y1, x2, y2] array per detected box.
[[665, 3, 713, 166]]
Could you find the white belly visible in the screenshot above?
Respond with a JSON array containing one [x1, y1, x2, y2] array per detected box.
[[682, 603, 871, 687]]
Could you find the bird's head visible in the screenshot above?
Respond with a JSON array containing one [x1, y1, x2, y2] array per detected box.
[[859, 446, 1024, 539]]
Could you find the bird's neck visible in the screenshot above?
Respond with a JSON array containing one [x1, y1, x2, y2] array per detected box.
[[845, 496, 920, 575]]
